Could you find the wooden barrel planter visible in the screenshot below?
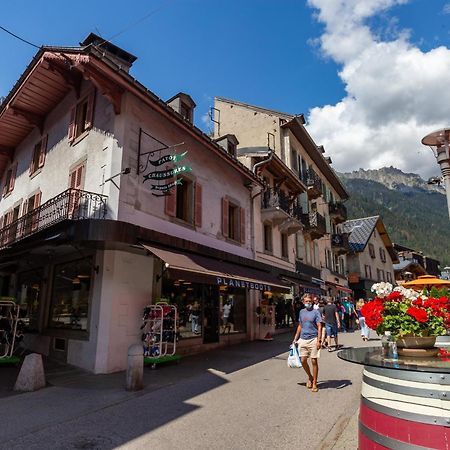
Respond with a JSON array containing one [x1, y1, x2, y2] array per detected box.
[[360, 366, 450, 449]]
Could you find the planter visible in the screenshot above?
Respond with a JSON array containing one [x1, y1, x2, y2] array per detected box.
[[396, 336, 439, 358]]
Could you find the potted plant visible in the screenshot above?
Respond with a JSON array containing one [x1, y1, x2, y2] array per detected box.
[[361, 282, 450, 356]]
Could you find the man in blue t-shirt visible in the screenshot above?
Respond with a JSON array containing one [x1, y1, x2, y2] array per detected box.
[[292, 294, 322, 392]]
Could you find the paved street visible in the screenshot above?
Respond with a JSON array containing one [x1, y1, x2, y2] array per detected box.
[[0, 332, 375, 450]]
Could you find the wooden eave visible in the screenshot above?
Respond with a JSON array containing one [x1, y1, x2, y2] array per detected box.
[[282, 117, 349, 200]]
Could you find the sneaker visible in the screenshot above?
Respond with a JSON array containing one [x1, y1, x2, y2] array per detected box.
[[327, 347, 333, 352]]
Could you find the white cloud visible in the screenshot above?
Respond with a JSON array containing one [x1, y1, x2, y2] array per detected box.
[[443, 3, 450, 14], [306, 0, 450, 178]]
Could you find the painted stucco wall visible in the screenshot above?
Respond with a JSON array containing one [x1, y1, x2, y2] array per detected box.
[[0, 80, 119, 220], [116, 93, 254, 259]]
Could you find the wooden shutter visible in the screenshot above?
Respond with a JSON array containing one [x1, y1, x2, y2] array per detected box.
[[222, 197, 229, 238], [38, 134, 48, 168], [9, 163, 17, 192], [194, 182, 202, 227], [68, 106, 76, 142], [84, 91, 95, 130], [34, 191, 42, 209], [240, 207, 246, 244], [165, 179, 177, 217]]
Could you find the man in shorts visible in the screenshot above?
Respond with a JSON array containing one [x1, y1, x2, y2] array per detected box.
[[292, 294, 322, 392], [323, 297, 341, 351]]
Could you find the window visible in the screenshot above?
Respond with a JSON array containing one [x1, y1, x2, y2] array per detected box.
[[281, 233, 288, 258], [176, 178, 194, 223], [16, 269, 43, 332], [68, 92, 95, 142], [180, 102, 192, 122], [29, 135, 48, 175], [23, 191, 42, 233], [386, 272, 392, 283], [376, 268, 381, 281], [69, 163, 85, 218], [325, 249, 332, 269], [49, 258, 93, 331], [290, 147, 298, 173], [3, 163, 17, 197], [228, 203, 239, 240], [379, 248, 386, 263], [263, 223, 273, 252], [365, 265, 372, 279], [369, 243, 376, 258], [221, 198, 245, 244], [227, 141, 237, 157]]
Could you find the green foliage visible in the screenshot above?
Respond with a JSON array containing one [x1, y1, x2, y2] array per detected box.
[[341, 177, 450, 266], [429, 287, 449, 298]]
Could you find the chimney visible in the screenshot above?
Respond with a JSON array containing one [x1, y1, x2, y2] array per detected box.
[[81, 33, 137, 72], [166, 92, 196, 124]]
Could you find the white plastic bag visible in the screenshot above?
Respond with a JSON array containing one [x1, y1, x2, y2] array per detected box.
[[287, 344, 301, 368]]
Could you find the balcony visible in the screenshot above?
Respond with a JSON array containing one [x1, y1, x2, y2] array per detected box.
[[329, 202, 348, 223], [331, 232, 350, 255], [0, 189, 107, 249], [305, 170, 322, 200], [261, 188, 291, 225], [278, 201, 303, 235], [301, 211, 327, 240]]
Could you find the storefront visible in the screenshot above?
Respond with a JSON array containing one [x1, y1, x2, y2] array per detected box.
[[142, 244, 290, 349], [325, 281, 353, 301]]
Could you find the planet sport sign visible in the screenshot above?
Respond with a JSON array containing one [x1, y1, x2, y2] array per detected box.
[[216, 277, 272, 292]]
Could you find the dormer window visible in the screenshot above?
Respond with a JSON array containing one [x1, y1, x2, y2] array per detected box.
[[166, 92, 196, 124], [214, 134, 239, 158]]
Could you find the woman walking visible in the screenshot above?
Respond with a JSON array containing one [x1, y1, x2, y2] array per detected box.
[[356, 299, 369, 341]]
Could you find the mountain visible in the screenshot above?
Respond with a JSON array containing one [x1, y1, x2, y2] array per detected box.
[[339, 168, 449, 267]]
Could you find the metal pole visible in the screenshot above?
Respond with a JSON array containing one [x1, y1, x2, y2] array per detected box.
[[437, 140, 450, 219]]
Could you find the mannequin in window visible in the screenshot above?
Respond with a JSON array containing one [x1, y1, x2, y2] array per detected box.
[[222, 299, 232, 334]]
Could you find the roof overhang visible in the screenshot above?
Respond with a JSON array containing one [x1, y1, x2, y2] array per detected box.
[[281, 117, 349, 200]]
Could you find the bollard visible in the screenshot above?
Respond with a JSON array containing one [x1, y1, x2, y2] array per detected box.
[[14, 353, 46, 392], [126, 343, 144, 391]]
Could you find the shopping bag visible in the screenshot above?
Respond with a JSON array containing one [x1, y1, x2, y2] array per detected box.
[[287, 344, 302, 368]]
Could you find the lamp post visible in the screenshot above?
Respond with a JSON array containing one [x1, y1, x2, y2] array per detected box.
[[421, 128, 450, 219]]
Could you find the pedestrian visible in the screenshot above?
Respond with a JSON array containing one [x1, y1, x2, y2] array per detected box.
[[335, 300, 346, 332], [323, 297, 341, 351], [318, 299, 327, 347], [356, 299, 370, 341], [292, 294, 322, 393], [342, 297, 354, 331]]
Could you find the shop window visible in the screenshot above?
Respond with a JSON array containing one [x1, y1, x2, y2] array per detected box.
[[175, 178, 194, 223], [68, 92, 95, 143], [263, 223, 273, 252], [281, 233, 288, 258], [16, 269, 43, 332], [48, 258, 93, 331], [29, 135, 48, 175], [161, 277, 247, 339], [368, 243, 375, 259]]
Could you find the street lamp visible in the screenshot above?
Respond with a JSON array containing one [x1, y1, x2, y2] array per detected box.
[[421, 128, 450, 219]]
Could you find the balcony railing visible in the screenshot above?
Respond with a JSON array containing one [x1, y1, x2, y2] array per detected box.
[[329, 202, 348, 223], [262, 188, 290, 214], [331, 232, 350, 254], [306, 170, 322, 200], [301, 211, 327, 240], [0, 189, 108, 248]]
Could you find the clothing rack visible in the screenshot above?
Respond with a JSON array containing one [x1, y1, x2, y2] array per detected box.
[[0, 300, 20, 359]]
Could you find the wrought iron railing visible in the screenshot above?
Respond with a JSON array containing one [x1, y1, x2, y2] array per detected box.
[[0, 189, 107, 248], [301, 211, 327, 235], [331, 232, 350, 252], [329, 202, 348, 221], [262, 188, 290, 214]]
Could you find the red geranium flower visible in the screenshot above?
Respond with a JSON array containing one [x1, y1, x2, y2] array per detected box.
[[361, 299, 384, 329], [413, 298, 423, 307], [406, 306, 428, 323], [387, 291, 403, 301]]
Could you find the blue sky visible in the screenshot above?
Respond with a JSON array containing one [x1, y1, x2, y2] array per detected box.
[[1, 1, 449, 177]]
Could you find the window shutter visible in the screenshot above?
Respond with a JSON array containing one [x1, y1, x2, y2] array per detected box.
[[165, 180, 177, 217], [69, 169, 77, 189], [68, 107, 76, 142], [34, 191, 42, 209], [194, 182, 202, 227], [21, 199, 28, 217], [75, 165, 83, 189], [38, 135, 48, 168], [85, 91, 95, 130], [222, 198, 229, 238], [240, 207, 246, 244], [9, 163, 17, 192]]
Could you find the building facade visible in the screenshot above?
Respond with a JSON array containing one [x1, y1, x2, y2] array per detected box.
[[343, 216, 398, 299], [0, 35, 298, 373], [212, 97, 351, 300]]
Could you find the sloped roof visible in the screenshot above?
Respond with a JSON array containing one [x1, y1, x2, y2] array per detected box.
[[342, 216, 379, 252]]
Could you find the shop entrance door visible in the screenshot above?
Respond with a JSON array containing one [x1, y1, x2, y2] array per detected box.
[[203, 287, 220, 344]]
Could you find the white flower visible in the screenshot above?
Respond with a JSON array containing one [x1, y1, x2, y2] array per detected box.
[[371, 282, 393, 298]]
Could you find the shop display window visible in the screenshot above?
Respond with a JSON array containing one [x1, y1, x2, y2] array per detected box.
[[48, 258, 92, 331], [161, 277, 247, 339], [16, 269, 43, 332]]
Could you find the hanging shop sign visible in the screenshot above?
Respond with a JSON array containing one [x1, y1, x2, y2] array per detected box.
[[216, 277, 272, 292], [137, 129, 192, 196]]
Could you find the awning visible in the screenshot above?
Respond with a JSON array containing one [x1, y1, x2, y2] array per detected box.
[[326, 281, 353, 294], [141, 244, 290, 293]]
